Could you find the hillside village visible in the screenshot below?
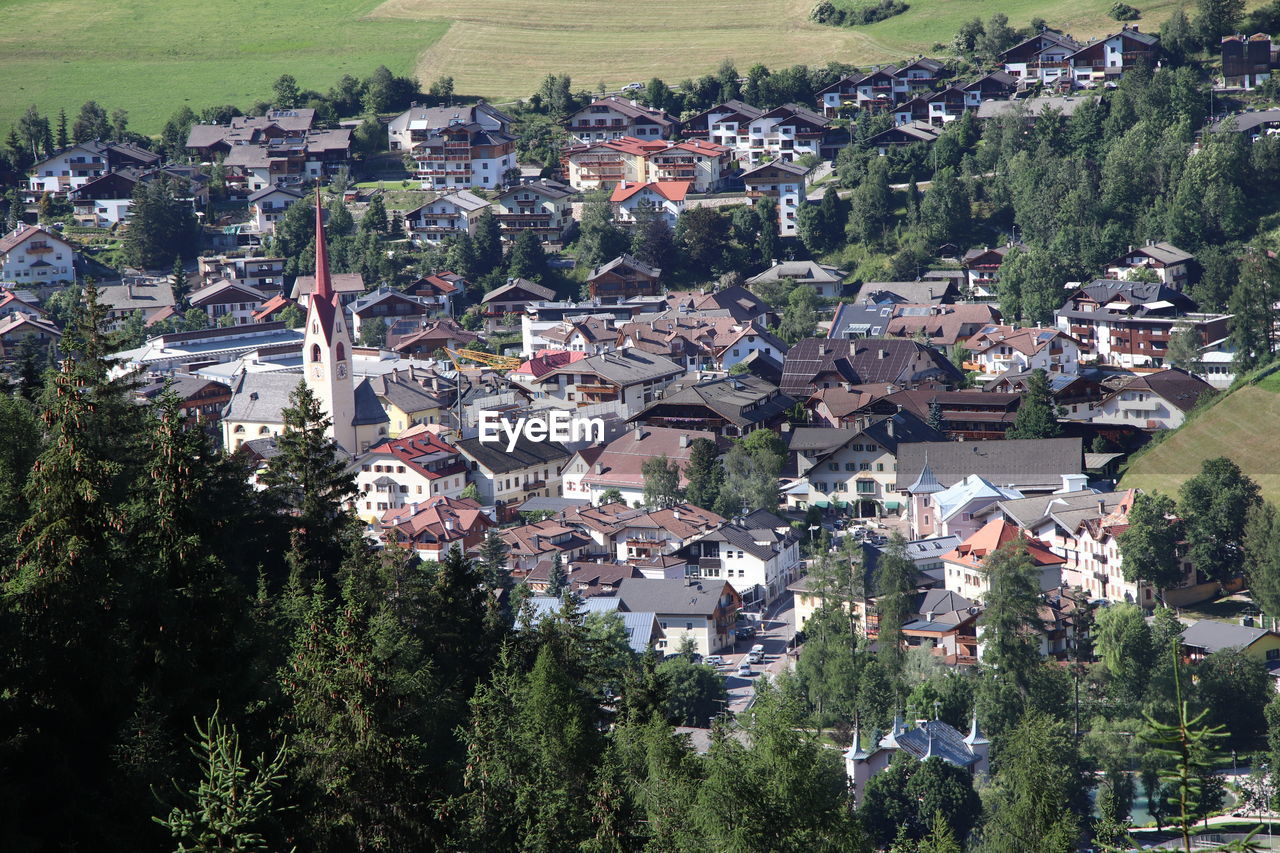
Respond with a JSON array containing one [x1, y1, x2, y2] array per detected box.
[[6, 4, 1280, 851]]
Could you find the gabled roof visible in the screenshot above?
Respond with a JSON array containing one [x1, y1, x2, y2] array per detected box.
[[1109, 368, 1214, 413], [740, 158, 810, 180], [932, 474, 1024, 521], [455, 433, 570, 474], [0, 224, 73, 255], [482, 278, 556, 303], [588, 253, 661, 281], [189, 279, 269, 306], [941, 518, 1064, 570], [1181, 620, 1277, 654], [533, 348, 682, 387], [895, 438, 1083, 493], [1109, 241, 1193, 266], [247, 184, 306, 203], [746, 260, 848, 286], [512, 349, 589, 378], [610, 181, 690, 203], [578, 426, 718, 490], [780, 337, 962, 397], [495, 179, 574, 201], [616, 578, 735, 616], [630, 373, 794, 429]]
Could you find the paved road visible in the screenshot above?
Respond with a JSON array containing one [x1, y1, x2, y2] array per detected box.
[[722, 591, 798, 715]]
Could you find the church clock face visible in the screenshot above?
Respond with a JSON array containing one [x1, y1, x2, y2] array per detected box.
[[337, 363, 348, 378]]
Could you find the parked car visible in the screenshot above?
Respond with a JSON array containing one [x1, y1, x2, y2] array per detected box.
[[736, 664, 752, 677], [703, 655, 725, 667], [735, 627, 757, 640]]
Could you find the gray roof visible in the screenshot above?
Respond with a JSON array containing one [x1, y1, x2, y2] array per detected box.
[[222, 371, 305, 424], [908, 461, 943, 494], [616, 578, 732, 616], [788, 426, 860, 453], [890, 719, 982, 768], [747, 260, 848, 286], [349, 286, 431, 315], [352, 378, 390, 426], [455, 434, 570, 474], [982, 488, 1114, 529], [97, 279, 176, 312], [1181, 620, 1275, 654], [482, 278, 556, 303], [895, 438, 1083, 492], [853, 281, 954, 305], [538, 348, 682, 387], [589, 253, 660, 281], [517, 496, 591, 513], [632, 374, 794, 429], [976, 96, 1099, 119], [1212, 109, 1280, 134]]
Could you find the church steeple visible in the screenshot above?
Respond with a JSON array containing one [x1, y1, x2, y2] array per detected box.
[[314, 189, 333, 303], [303, 187, 357, 454]]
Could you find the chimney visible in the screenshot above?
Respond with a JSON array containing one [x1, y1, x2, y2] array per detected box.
[[445, 519, 454, 531], [594, 463, 604, 474], [1097, 499, 1106, 515], [679, 434, 690, 448], [878, 349, 889, 359]]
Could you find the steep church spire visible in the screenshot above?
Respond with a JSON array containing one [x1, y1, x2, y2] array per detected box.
[[314, 186, 333, 303]]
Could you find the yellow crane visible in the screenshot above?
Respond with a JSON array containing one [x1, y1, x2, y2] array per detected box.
[[445, 348, 523, 372]]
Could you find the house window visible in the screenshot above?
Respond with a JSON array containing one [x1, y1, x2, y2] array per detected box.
[[828, 463, 839, 471], [856, 480, 875, 495], [845, 462, 856, 471], [310, 344, 321, 362]]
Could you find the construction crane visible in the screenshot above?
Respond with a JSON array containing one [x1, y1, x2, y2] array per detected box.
[[445, 348, 523, 373]]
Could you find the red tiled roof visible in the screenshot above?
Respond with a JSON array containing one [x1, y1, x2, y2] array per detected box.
[[512, 349, 589, 378], [941, 518, 1065, 570], [610, 181, 691, 203]]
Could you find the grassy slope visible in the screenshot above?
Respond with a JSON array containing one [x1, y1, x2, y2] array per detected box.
[[1120, 375, 1280, 505], [0, 0, 447, 133], [2, 0, 1262, 135], [372, 0, 1188, 100]]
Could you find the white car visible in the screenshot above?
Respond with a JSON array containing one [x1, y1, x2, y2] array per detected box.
[[750, 644, 765, 655], [703, 655, 725, 667], [736, 664, 752, 677], [622, 82, 644, 91]]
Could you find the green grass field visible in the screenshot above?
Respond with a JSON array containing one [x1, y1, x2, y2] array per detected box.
[[1121, 381, 1280, 505], [0, 0, 1228, 136], [0, 0, 447, 134]]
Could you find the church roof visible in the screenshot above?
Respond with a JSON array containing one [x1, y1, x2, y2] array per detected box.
[[907, 460, 943, 495]]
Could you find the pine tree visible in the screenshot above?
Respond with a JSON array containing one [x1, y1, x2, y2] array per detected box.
[[506, 228, 547, 281], [683, 438, 723, 511], [547, 552, 568, 597], [154, 708, 291, 852], [472, 208, 503, 276], [1006, 369, 1062, 439], [361, 193, 388, 234], [55, 107, 68, 150], [875, 533, 916, 682], [2, 302, 148, 845], [1228, 248, 1280, 374], [978, 542, 1044, 694], [260, 382, 358, 584]]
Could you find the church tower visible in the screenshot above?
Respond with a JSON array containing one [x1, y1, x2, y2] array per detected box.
[[302, 190, 357, 454]]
